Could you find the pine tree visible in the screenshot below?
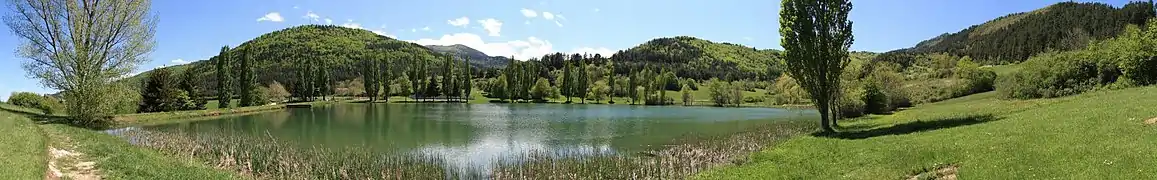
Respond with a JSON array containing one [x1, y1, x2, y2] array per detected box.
[[180, 68, 205, 110], [214, 46, 233, 109]]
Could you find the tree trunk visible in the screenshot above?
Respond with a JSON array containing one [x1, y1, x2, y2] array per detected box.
[[818, 101, 835, 133]]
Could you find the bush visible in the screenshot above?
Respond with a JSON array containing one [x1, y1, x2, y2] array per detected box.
[[996, 20, 1157, 99], [742, 96, 765, 103], [996, 51, 1102, 99], [7, 92, 42, 108], [836, 83, 865, 119], [861, 82, 889, 114], [954, 57, 998, 95], [771, 75, 808, 105], [7, 92, 63, 114]]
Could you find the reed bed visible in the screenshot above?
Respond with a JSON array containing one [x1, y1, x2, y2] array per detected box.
[[122, 120, 814, 179], [492, 120, 814, 179]]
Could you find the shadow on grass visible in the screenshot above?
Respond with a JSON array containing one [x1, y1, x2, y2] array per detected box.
[[816, 114, 998, 140]]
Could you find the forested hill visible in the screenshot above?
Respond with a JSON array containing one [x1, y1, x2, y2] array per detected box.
[[610, 36, 782, 81], [122, 25, 450, 91], [425, 44, 511, 68], [889, 1, 1155, 64]]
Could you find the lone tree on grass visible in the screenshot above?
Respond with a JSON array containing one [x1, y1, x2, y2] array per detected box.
[[5, 0, 157, 126], [779, 0, 855, 133]]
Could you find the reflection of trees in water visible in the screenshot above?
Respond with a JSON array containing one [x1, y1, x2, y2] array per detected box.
[[140, 103, 812, 176]]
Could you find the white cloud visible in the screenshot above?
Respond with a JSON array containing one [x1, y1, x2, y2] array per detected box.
[[422, 26, 431, 31], [411, 28, 417, 32], [554, 21, 563, 27], [448, 17, 470, 27], [594, 8, 600, 12], [408, 33, 553, 60], [520, 8, 538, 18], [341, 21, 362, 29], [341, 20, 395, 38], [293, 6, 300, 9], [303, 11, 320, 22], [525, 21, 531, 25], [171, 59, 190, 65], [478, 18, 503, 36], [557, 14, 566, 20], [256, 12, 284, 22], [542, 12, 555, 20], [570, 47, 615, 56], [324, 18, 333, 24]]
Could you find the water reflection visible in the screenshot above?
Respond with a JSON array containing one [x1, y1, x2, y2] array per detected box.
[[136, 103, 814, 175]]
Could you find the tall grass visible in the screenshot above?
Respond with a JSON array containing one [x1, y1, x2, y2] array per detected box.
[[120, 120, 814, 179]]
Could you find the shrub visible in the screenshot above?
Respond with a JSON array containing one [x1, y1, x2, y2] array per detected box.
[[836, 83, 865, 119], [7, 92, 42, 108], [772, 75, 808, 105], [996, 51, 1101, 99], [742, 96, 765, 103], [7, 92, 64, 114], [861, 82, 889, 114]]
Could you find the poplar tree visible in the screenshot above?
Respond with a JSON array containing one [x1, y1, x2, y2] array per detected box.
[[238, 47, 256, 107], [780, 0, 855, 132], [215, 46, 233, 108]]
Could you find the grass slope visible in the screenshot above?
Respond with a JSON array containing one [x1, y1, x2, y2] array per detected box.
[[696, 86, 1157, 179], [0, 111, 47, 179], [40, 124, 237, 179]]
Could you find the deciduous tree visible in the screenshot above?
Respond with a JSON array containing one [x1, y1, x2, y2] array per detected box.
[[779, 0, 855, 132]]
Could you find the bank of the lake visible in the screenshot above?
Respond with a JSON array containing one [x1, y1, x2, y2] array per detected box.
[[695, 86, 1157, 179], [0, 110, 47, 179], [0, 106, 239, 179]]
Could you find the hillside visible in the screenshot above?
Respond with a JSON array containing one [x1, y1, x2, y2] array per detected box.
[[896, 1, 1154, 64], [425, 44, 511, 68], [611, 36, 782, 81], [123, 25, 449, 94]]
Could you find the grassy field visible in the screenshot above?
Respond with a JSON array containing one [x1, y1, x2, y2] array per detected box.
[[695, 86, 1157, 179], [0, 111, 47, 179]]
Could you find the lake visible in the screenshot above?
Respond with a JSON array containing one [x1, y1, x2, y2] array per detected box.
[[133, 103, 815, 176]]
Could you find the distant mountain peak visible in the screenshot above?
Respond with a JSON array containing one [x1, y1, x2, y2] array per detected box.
[[424, 44, 510, 68]]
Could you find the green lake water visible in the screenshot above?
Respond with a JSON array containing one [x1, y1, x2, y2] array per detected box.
[[134, 103, 815, 175]]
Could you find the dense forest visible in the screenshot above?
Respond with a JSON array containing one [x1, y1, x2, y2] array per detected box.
[[879, 1, 1155, 66], [611, 36, 782, 81]]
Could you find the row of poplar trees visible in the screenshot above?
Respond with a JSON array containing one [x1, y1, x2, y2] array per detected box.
[[361, 52, 473, 102]]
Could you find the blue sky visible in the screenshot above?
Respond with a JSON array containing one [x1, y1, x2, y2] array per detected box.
[[0, 0, 1135, 99]]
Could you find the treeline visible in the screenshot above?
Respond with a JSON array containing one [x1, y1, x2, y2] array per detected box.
[[900, 1, 1155, 64], [998, 19, 1157, 99], [5, 92, 64, 114]]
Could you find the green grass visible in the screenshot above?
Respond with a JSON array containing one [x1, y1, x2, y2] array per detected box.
[[202, 99, 240, 109], [0, 111, 47, 179], [40, 124, 238, 179], [113, 101, 336, 127], [695, 86, 1157, 179]]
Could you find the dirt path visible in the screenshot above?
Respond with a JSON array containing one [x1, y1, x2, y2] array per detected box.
[[1144, 117, 1157, 125], [44, 131, 100, 180]]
